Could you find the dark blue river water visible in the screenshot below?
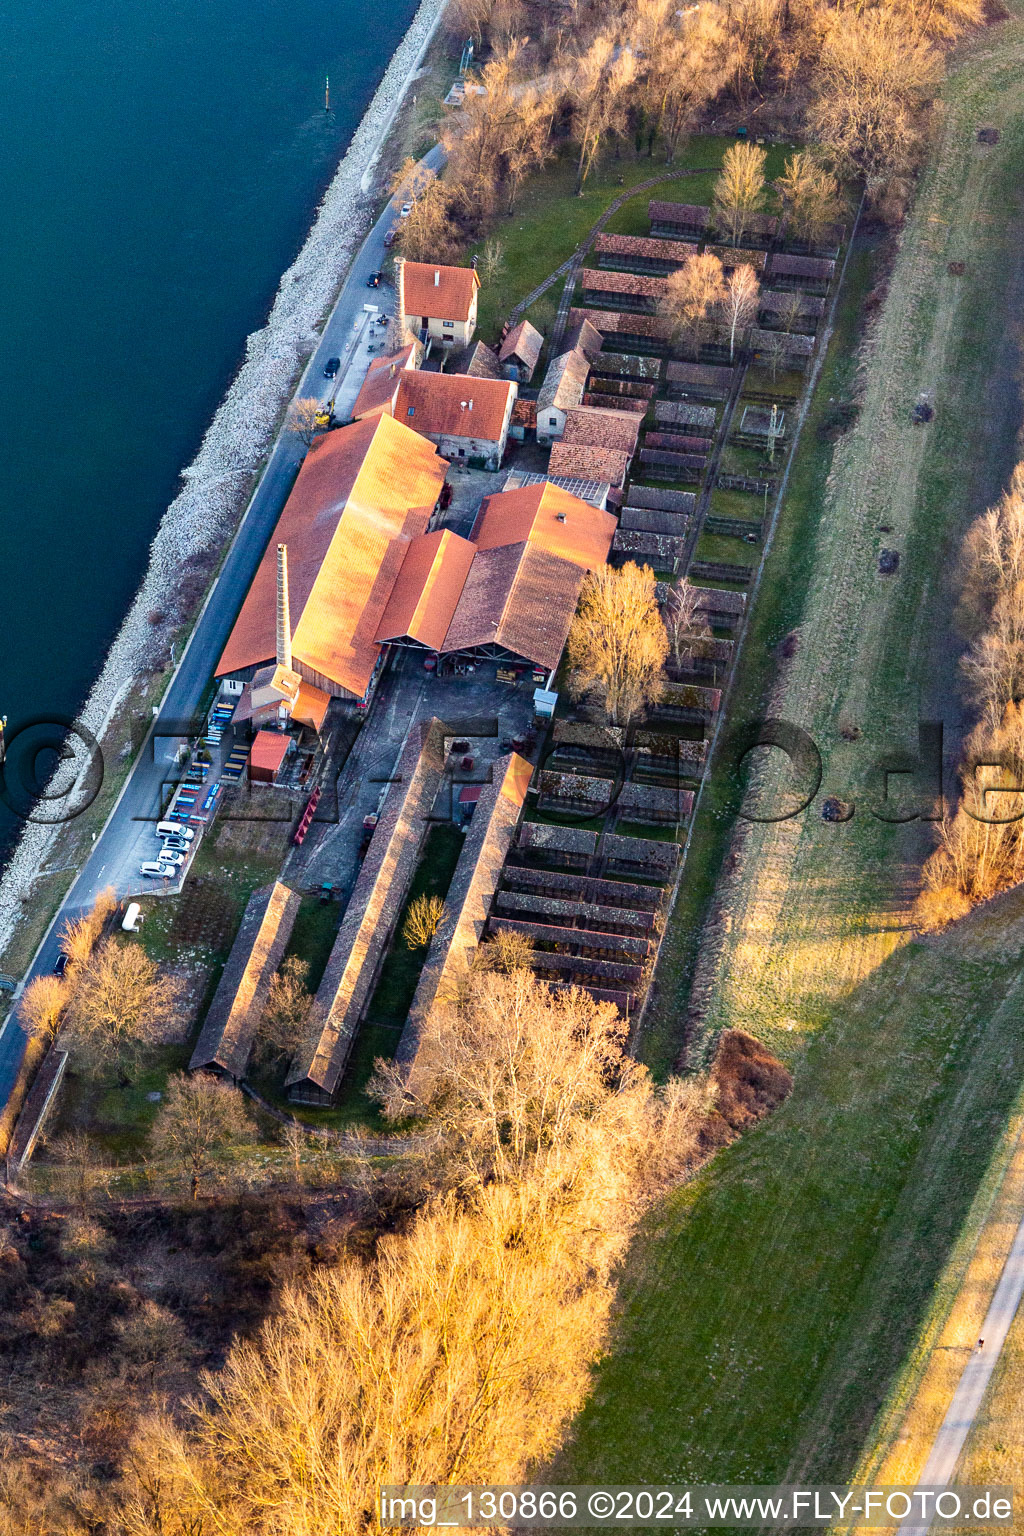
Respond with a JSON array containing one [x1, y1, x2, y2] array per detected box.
[[0, 0, 417, 861]]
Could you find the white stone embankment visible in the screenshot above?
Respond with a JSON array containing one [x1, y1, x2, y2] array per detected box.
[[0, 0, 449, 957]]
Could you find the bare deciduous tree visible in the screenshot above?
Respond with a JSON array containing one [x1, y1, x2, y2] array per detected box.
[[257, 956, 312, 1067], [770, 289, 804, 335], [567, 562, 668, 726], [567, 33, 636, 194], [661, 251, 726, 354], [19, 975, 68, 1048], [122, 970, 711, 1534], [403, 895, 445, 951], [807, 12, 941, 198], [723, 263, 760, 361], [918, 462, 1024, 923], [58, 887, 117, 976], [150, 1073, 252, 1201], [662, 578, 709, 671], [63, 939, 183, 1076], [288, 397, 323, 449], [777, 152, 843, 246], [713, 141, 768, 246], [477, 237, 505, 286], [476, 928, 533, 975]]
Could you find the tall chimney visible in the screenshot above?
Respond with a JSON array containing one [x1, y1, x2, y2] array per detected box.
[[276, 543, 292, 672]]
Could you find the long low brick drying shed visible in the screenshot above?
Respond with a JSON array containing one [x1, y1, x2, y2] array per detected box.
[[285, 718, 448, 1103], [189, 881, 301, 1083], [393, 752, 533, 1086]]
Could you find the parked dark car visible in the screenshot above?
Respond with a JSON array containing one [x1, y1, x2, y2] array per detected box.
[[53, 952, 69, 977], [366, 271, 382, 288], [324, 356, 340, 378]]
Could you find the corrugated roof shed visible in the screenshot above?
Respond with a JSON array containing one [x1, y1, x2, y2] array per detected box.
[[648, 200, 711, 229], [286, 719, 448, 1099], [768, 252, 836, 282], [594, 232, 696, 266], [626, 485, 697, 515], [704, 244, 768, 274], [217, 414, 448, 701], [395, 752, 533, 1079], [189, 882, 301, 1081], [518, 821, 598, 857], [581, 268, 667, 301], [567, 307, 672, 342]]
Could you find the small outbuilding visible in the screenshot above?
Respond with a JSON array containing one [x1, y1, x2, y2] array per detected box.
[[249, 730, 291, 784], [498, 319, 544, 382]]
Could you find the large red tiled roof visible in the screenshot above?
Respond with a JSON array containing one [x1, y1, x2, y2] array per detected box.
[[375, 528, 476, 652], [472, 481, 617, 572], [401, 260, 480, 322], [440, 482, 616, 669], [395, 371, 515, 444], [217, 414, 448, 699]]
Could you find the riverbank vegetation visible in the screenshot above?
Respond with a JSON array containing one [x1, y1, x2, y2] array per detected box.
[[394, 0, 989, 271], [0, 971, 791, 1532]]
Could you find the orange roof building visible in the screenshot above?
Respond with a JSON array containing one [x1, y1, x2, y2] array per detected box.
[[377, 480, 616, 672], [471, 480, 616, 571], [375, 528, 476, 651], [216, 414, 448, 705], [393, 371, 516, 470], [249, 729, 291, 783], [349, 343, 418, 419], [398, 260, 481, 349]]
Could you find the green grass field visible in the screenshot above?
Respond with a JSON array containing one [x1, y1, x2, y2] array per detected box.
[[469, 138, 798, 342], [558, 12, 1024, 1502]]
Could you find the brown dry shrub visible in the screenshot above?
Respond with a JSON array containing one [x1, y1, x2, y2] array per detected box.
[[700, 1028, 794, 1147]]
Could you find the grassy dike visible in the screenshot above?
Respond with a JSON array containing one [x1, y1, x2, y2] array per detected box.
[[556, 13, 1024, 1499]]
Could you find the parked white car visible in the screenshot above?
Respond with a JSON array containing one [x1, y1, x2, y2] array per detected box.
[[140, 861, 174, 878], [157, 850, 186, 869], [156, 820, 193, 840]]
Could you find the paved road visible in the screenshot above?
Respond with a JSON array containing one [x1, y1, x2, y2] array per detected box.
[[895, 1206, 1024, 1534], [0, 146, 444, 1113]]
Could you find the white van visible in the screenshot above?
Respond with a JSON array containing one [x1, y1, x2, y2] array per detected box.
[[156, 821, 193, 840]]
